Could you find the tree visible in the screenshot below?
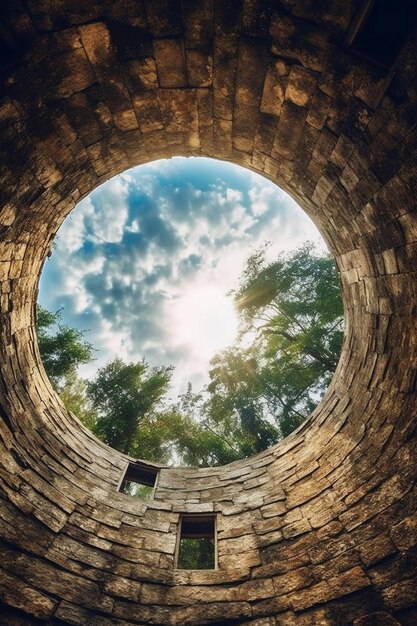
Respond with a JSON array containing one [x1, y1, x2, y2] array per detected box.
[[59, 369, 97, 430], [86, 370, 242, 466], [235, 242, 342, 372], [205, 242, 343, 450], [86, 357, 173, 456], [206, 346, 280, 456], [36, 305, 94, 389], [164, 384, 245, 467]]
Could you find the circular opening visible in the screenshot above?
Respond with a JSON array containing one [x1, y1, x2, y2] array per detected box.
[[37, 157, 343, 466]]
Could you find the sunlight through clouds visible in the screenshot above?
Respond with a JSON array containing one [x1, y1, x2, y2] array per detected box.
[[169, 282, 239, 360], [39, 157, 326, 396]]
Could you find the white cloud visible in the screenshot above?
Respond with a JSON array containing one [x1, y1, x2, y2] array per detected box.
[[39, 157, 326, 396], [58, 197, 92, 253], [88, 177, 129, 244]]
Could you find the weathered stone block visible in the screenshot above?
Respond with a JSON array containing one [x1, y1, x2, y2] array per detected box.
[[286, 65, 317, 108], [261, 60, 288, 116], [186, 50, 212, 87], [153, 39, 187, 88], [45, 48, 96, 99], [390, 514, 417, 550], [0, 569, 56, 619], [155, 92, 197, 138]]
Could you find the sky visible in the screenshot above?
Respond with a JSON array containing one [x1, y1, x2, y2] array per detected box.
[[39, 157, 326, 397]]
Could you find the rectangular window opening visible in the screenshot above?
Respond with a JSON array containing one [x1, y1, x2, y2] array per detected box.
[[346, 0, 417, 68], [119, 462, 158, 502], [176, 515, 217, 570]]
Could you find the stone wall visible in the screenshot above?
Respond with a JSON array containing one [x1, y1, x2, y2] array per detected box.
[[0, 1, 416, 624]]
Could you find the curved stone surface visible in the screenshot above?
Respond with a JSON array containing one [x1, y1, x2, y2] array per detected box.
[[0, 1, 416, 625]]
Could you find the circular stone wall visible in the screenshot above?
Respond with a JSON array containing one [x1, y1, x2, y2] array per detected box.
[[0, 2, 417, 625]]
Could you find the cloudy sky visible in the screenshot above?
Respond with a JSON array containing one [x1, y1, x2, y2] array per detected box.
[[39, 157, 325, 397]]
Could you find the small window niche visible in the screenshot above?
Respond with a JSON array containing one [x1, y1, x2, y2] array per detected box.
[[346, 0, 417, 68], [119, 462, 158, 502], [176, 515, 217, 570]]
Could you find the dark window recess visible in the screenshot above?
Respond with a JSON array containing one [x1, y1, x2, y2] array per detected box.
[[348, 0, 417, 67], [107, 19, 153, 60], [0, 20, 27, 72], [119, 462, 158, 501], [176, 515, 216, 570]]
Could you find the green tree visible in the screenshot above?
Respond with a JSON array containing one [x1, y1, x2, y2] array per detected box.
[[36, 305, 94, 389], [59, 369, 97, 429], [85, 373, 242, 466], [206, 243, 343, 451], [207, 346, 280, 456], [86, 357, 173, 456], [177, 537, 215, 570], [164, 385, 244, 466]]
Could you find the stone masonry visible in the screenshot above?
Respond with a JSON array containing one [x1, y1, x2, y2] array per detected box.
[[0, 1, 416, 624]]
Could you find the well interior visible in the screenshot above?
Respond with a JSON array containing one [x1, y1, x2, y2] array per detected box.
[[0, 2, 417, 625]]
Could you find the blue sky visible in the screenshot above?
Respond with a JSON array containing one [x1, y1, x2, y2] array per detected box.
[[39, 157, 325, 396]]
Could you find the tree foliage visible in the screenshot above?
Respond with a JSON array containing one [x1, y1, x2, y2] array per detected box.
[[177, 537, 215, 570], [36, 306, 94, 389], [166, 385, 245, 466], [59, 369, 97, 429], [206, 242, 343, 447], [87, 358, 172, 456]]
